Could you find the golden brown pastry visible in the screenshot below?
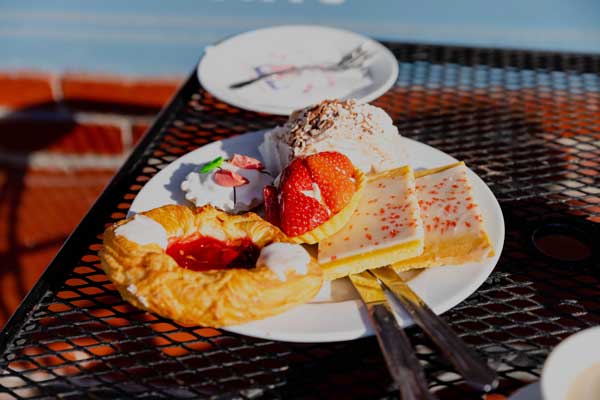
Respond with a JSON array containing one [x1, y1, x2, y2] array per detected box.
[[100, 205, 322, 327]]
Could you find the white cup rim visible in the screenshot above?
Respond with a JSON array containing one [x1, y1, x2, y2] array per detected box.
[[541, 326, 600, 400]]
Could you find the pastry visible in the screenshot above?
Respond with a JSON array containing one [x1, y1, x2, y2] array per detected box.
[[392, 162, 494, 272], [263, 151, 366, 244], [259, 99, 408, 176], [318, 166, 424, 281], [100, 205, 322, 327], [181, 153, 272, 213]]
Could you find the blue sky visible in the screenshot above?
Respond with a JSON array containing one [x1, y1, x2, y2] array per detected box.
[[1, 0, 600, 75]]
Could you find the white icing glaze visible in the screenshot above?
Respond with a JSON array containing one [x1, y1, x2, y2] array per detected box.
[[114, 214, 168, 249], [127, 284, 138, 294], [257, 242, 311, 281], [126, 283, 149, 307], [318, 168, 423, 263], [137, 295, 149, 308], [416, 164, 485, 239], [259, 100, 408, 176], [181, 161, 273, 213]]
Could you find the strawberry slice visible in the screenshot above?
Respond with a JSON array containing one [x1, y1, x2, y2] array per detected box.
[[279, 158, 313, 193], [213, 169, 248, 187], [279, 190, 329, 237], [263, 185, 280, 227], [230, 154, 264, 170], [305, 152, 357, 213]]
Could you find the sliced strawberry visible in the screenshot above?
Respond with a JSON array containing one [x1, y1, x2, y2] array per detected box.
[[263, 185, 280, 227], [279, 190, 329, 237], [213, 169, 248, 187], [279, 158, 313, 193], [230, 154, 264, 170], [305, 152, 357, 213]]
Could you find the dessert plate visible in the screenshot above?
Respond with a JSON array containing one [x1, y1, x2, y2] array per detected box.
[[197, 25, 399, 115], [129, 130, 505, 343]]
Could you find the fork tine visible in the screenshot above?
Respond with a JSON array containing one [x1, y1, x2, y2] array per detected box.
[[337, 43, 368, 67], [341, 50, 373, 69]]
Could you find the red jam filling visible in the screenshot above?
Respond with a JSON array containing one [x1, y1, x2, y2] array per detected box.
[[166, 234, 259, 272]]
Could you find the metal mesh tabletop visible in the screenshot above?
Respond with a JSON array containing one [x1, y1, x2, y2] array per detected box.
[[1, 42, 599, 399]]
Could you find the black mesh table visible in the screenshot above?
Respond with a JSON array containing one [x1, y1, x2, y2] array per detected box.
[[1, 42, 599, 399]]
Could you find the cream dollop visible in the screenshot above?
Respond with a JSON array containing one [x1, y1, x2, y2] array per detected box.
[[259, 99, 407, 176], [181, 161, 272, 213], [257, 242, 311, 281], [114, 214, 168, 249]]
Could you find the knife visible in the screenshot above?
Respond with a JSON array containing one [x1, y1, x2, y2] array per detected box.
[[349, 272, 438, 400], [370, 266, 499, 392]]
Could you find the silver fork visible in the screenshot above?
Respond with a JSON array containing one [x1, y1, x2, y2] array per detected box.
[[370, 267, 499, 393], [228, 43, 372, 89]]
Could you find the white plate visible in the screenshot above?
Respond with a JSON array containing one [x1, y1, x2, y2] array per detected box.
[[197, 25, 399, 115], [129, 130, 505, 343]]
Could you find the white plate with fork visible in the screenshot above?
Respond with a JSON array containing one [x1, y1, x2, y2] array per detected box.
[[197, 25, 399, 115], [128, 130, 505, 343]]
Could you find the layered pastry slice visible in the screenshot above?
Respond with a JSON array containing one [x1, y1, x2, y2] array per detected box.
[[318, 166, 424, 281], [392, 162, 494, 272]]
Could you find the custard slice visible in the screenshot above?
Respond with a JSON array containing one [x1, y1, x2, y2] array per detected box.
[[318, 166, 424, 281], [392, 162, 494, 272]]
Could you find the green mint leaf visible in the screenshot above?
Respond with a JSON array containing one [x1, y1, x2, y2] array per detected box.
[[199, 156, 224, 173]]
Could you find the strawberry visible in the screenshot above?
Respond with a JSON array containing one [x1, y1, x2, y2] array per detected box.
[[213, 169, 249, 187], [279, 157, 313, 193], [263, 185, 280, 227], [229, 154, 264, 170], [309, 151, 355, 177], [279, 190, 329, 237], [305, 152, 357, 213]]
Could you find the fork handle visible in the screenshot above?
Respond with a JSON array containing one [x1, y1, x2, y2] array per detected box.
[[373, 269, 499, 392], [228, 67, 298, 89], [370, 304, 438, 400]]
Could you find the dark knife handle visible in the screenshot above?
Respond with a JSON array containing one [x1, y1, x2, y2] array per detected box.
[[369, 304, 438, 400], [372, 268, 499, 393]]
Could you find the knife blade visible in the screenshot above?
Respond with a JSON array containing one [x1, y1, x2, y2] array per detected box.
[[349, 272, 437, 400], [370, 266, 499, 393]]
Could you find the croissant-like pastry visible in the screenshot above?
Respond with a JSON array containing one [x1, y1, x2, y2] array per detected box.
[[100, 205, 322, 327]]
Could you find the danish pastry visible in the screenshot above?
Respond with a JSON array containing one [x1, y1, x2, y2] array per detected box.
[[100, 204, 323, 327]]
